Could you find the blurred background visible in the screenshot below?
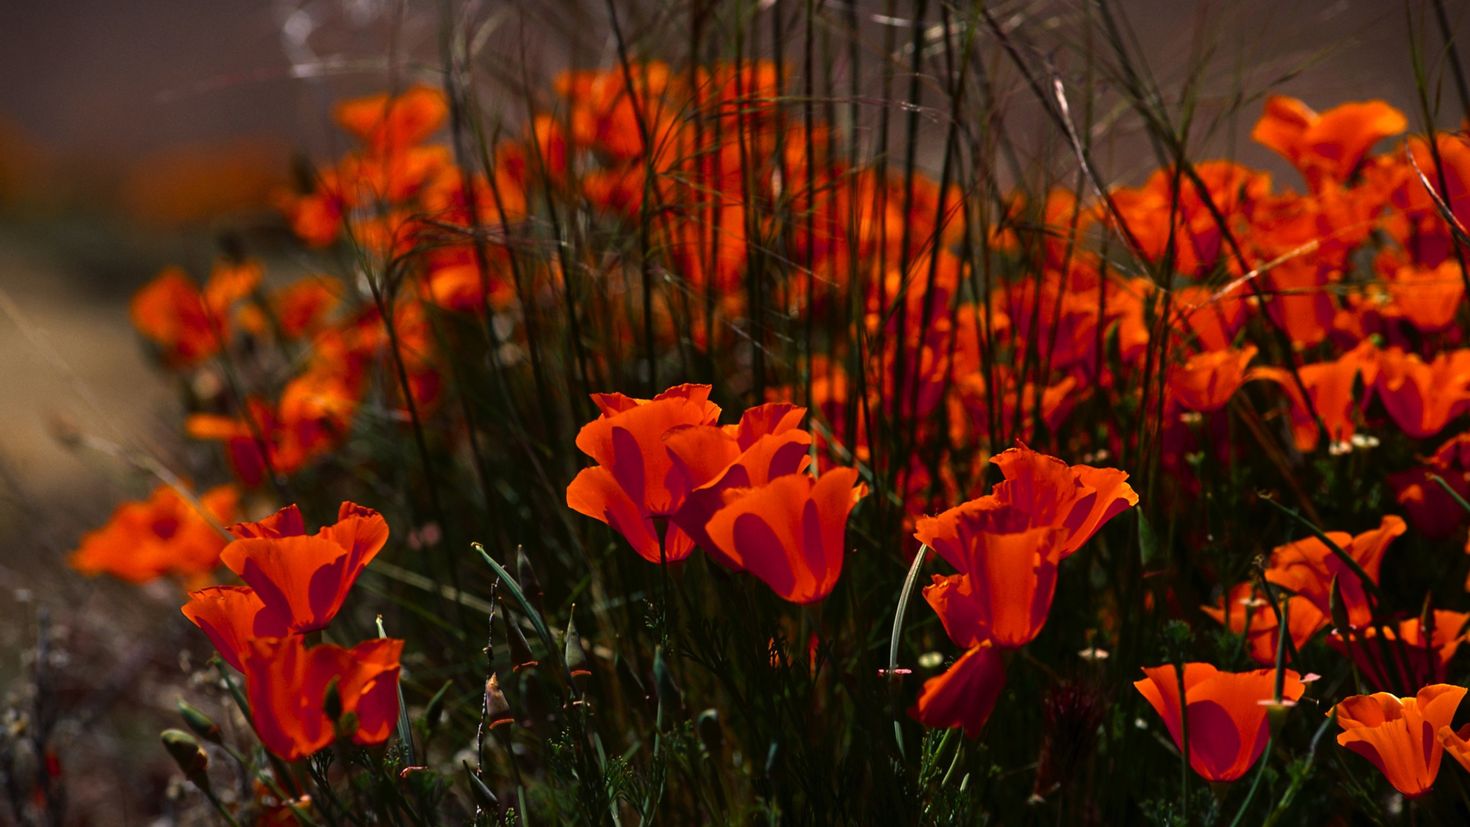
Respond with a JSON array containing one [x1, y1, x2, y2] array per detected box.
[[1, 0, 1466, 821]]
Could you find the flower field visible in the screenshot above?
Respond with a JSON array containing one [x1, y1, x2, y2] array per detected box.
[[10, 1, 1470, 823]]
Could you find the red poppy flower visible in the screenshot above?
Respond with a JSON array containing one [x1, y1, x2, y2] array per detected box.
[[1330, 610, 1470, 691], [1334, 684, 1466, 798], [929, 443, 1137, 561], [1201, 585, 1328, 667], [1391, 433, 1470, 538], [566, 384, 722, 564], [702, 467, 865, 603], [1167, 346, 1257, 414], [219, 502, 389, 633], [996, 445, 1138, 557], [909, 642, 1007, 738], [241, 635, 404, 761], [333, 86, 448, 153], [131, 262, 261, 367], [918, 508, 1067, 648], [69, 484, 239, 584], [664, 402, 811, 566], [1375, 348, 1470, 440], [1134, 663, 1306, 782], [1252, 96, 1406, 186], [1249, 339, 1378, 452], [1265, 515, 1405, 628], [180, 585, 289, 672]]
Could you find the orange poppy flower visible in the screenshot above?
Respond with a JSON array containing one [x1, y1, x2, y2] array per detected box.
[[1438, 720, 1470, 777], [69, 484, 238, 584], [1134, 663, 1306, 783], [219, 502, 389, 633], [1385, 261, 1466, 333], [180, 585, 289, 671], [664, 402, 812, 567], [1201, 585, 1328, 667], [566, 384, 722, 564], [1265, 515, 1405, 628], [1391, 433, 1470, 538], [271, 276, 341, 339], [985, 443, 1139, 559], [1249, 339, 1378, 451], [918, 507, 1067, 648], [909, 642, 1007, 738], [1334, 684, 1467, 798], [702, 467, 866, 603], [1167, 345, 1257, 414], [1331, 610, 1470, 691], [1375, 347, 1470, 439], [1252, 96, 1406, 186], [333, 85, 448, 153], [241, 635, 404, 761], [131, 262, 261, 367]]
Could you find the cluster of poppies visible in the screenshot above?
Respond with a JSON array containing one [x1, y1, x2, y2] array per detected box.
[[179, 503, 402, 762], [59, 57, 1470, 812], [566, 383, 865, 604]]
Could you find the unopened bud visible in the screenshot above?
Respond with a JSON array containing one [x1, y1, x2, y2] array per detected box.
[[177, 700, 221, 744], [565, 614, 591, 678], [486, 673, 513, 729], [161, 729, 209, 786]]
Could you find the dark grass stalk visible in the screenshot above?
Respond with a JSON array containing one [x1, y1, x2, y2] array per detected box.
[[367, 270, 468, 631], [888, 0, 929, 492], [802, 0, 816, 410], [603, 0, 660, 392], [732, 3, 768, 402], [1431, 0, 1470, 125], [517, 31, 594, 423], [1408, 3, 1470, 337]]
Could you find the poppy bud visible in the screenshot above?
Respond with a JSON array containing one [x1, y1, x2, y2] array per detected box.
[[486, 673, 514, 729], [564, 615, 592, 679], [696, 708, 723, 754], [463, 761, 500, 809], [515, 545, 544, 609], [506, 614, 539, 672], [177, 699, 221, 744], [161, 729, 210, 787]]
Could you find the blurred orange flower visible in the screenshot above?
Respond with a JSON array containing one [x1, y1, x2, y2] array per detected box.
[[70, 484, 238, 584], [1252, 96, 1406, 186], [131, 262, 260, 367]]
